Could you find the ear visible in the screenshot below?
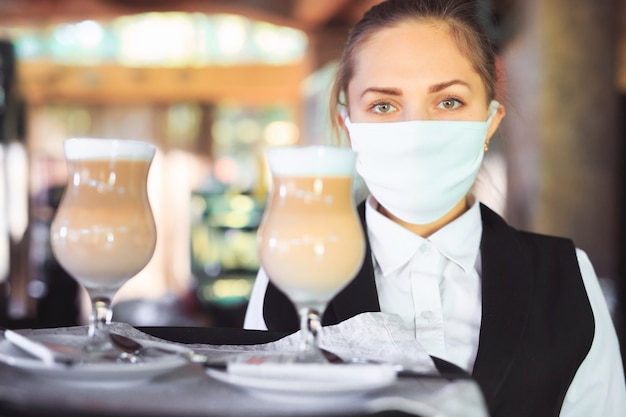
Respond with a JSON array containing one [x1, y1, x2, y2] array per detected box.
[[337, 112, 351, 146], [485, 103, 506, 149]]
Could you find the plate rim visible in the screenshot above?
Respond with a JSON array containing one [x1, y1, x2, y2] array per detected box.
[[0, 333, 189, 382], [206, 364, 397, 396]]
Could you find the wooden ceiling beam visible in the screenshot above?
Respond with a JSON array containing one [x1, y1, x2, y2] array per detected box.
[[18, 60, 308, 105]]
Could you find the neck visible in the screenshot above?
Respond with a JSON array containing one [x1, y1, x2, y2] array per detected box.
[[377, 196, 471, 238]]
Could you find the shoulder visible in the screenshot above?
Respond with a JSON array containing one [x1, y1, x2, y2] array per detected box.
[[561, 253, 626, 415], [479, 202, 577, 258]]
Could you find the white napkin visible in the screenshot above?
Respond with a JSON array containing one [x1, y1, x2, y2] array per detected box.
[[264, 312, 437, 375]]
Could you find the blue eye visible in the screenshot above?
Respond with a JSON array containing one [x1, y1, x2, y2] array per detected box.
[[372, 102, 397, 113]]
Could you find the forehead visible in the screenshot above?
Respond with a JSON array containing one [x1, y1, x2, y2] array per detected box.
[[349, 21, 483, 93]]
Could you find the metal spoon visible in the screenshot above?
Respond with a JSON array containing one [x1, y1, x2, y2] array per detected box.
[[2, 327, 76, 366], [109, 333, 207, 363], [1, 327, 124, 365]]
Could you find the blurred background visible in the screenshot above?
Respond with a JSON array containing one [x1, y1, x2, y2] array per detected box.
[[0, 0, 624, 366]]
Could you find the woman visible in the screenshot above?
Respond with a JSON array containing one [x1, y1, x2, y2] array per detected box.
[[244, 0, 626, 416]]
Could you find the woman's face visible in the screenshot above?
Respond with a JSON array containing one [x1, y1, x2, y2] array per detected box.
[[347, 21, 502, 129]]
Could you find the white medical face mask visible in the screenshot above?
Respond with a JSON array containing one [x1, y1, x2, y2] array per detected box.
[[344, 101, 500, 224]]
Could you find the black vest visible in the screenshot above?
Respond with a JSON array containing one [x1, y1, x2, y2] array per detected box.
[[263, 203, 594, 417]]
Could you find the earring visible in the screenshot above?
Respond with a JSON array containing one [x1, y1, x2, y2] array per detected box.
[[484, 142, 489, 152]]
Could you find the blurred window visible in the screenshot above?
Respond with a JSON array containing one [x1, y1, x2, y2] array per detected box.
[[7, 13, 307, 66]]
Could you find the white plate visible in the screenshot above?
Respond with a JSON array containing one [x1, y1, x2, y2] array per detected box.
[[0, 333, 189, 386], [207, 362, 397, 403]]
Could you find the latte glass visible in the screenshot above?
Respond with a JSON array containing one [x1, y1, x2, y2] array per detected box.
[[50, 138, 157, 352], [257, 146, 365, 362]]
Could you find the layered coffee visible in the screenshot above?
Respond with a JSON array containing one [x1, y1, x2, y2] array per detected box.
[[51, 158, 156, 292], [258, 175, 364, 304]]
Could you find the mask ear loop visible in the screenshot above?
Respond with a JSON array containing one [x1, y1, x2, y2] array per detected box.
[[338, 107, 351, 128], [484, 100, 501, 152], [487, 100, 500, 122]]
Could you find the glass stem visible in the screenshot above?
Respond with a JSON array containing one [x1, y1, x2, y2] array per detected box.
[[87, 296, 113, 350], [297, 306, 326, 363]]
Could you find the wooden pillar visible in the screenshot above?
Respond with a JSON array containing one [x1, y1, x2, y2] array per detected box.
[[503, 0, 620, 280]]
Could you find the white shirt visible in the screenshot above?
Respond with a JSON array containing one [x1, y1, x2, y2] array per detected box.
[[244, 197, 626, 416]]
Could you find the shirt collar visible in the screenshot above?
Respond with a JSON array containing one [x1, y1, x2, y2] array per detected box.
[[366, 196, 483, 275]]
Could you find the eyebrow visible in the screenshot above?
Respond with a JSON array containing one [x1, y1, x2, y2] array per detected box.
[[359, 80, 471, 99], [428, 79, 470, 93], [360, 87, 402, 99]]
